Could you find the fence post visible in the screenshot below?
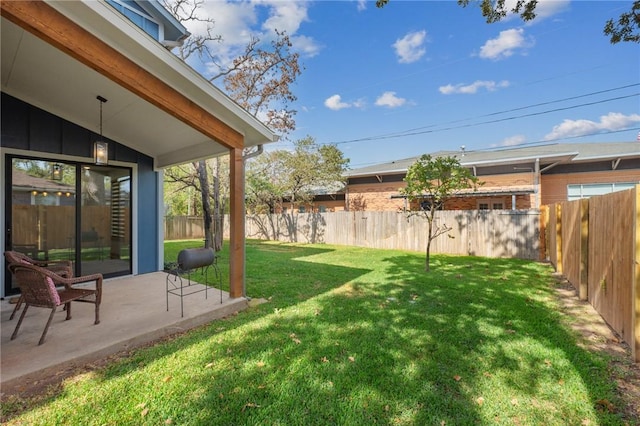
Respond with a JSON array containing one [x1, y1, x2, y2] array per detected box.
[[539, 206, 548, 261], [579, 198, 589, 301], [634, 185, 640, 363], [556, 203, 563, 274]]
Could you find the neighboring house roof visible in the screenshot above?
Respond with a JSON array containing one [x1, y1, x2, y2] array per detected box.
[[11, 169, 75, 193], [1, 1, 277, 168], [346, 142, 640, 177]]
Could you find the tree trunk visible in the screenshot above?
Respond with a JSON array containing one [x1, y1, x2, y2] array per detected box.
[[196, 160, 214, 248], [425, 215, 434, 272], [212, 157, 223, 252]]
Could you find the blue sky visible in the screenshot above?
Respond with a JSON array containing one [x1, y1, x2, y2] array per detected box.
[[184, 0, 639, 169]]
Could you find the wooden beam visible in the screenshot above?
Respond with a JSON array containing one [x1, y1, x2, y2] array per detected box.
[[229, 147, 245, 299], [1, 1, 243, 150]]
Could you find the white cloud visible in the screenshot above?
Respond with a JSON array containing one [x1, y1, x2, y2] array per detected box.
[[439, 80, 510, 95], [531, 0, 570, 21], [352, 98, 367, 109], [500, 0, 570, 23], [544, 112, 640, 140], [375, 91, 406, 108], [501, 135, 526, 146], [357, 0, 367, 12], [261, 1, 309, 35], [479, 28, 533, 60], [393, 30, 427, 64], [292, 34, 322, 58], [183, 1, 320, 74], [324, 94, 351, 110]]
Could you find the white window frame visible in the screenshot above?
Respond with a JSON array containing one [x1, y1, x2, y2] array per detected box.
[[567, 182, 639, 201], [477, 198, 505, 210]]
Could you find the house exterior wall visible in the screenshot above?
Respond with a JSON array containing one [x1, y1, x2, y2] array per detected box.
[[345, 171, 536, 211], [347, 181, 407, 211], [477, 172, 534, 189], [540, 169, 640, 205], [1, 93, 160, 275]]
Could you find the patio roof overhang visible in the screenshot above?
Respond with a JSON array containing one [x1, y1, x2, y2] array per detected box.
[[1, 1, 277, 169]]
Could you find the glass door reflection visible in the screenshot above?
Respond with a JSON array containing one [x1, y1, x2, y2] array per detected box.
[[80, 166, 131, 277]]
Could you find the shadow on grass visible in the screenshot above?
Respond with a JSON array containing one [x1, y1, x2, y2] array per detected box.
[[8, 244, 623, 425], [166, 252, 621, 424], [93, 240, 372, 375]]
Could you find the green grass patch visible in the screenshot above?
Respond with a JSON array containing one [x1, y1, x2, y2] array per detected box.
[[3, 240, 628, 425]]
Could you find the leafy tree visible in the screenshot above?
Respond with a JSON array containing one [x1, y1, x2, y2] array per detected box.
[[162, 0, 302, 250], [376, 0, 640, 44], [401, 155, 479, 272], [604, 1, 640, 43], [246, 137, 349, 240]]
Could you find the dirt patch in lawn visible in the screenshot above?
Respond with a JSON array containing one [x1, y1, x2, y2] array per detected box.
[[554, 277, 640, 424]]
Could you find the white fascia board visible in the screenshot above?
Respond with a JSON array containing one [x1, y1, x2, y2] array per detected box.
[[460, 152, 579, 167], [573, 152, 640, 162], [346, 168, 410, 178], [48, 0, 276, 146]]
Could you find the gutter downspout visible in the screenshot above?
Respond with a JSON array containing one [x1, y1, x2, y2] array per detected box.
[[535, 158, 540, 209], [239, 144, 264, 297]]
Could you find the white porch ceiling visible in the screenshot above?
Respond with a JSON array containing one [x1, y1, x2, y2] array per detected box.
[[1, 2, 276, 169]]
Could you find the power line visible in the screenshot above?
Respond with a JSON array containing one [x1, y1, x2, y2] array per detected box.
[[377, 83, 640, 139], [321, 84, 639, 146], [346, 126, 640, 169]]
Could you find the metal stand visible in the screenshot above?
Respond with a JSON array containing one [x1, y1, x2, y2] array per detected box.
[[165, 258, 222, 317]]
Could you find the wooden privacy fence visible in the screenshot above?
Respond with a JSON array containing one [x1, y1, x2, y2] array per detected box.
[[164, 215, 206, 241], [544, 186, 640, 362], [12, 205, 122, 250], [166, 210, 542, 260]]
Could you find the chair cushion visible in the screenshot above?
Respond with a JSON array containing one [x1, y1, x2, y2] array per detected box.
[[46, 276, 61, 305], [20, 259, 60, 305]]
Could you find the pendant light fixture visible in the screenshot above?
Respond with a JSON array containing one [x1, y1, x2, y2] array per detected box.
[[94, 95, 108, 165], [51, 163, 62, 180]]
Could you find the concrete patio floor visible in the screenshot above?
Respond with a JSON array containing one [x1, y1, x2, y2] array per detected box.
[[1, 272, 248, 394]]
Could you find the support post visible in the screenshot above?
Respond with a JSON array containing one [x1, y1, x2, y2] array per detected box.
[[229, 147, 245, 299]]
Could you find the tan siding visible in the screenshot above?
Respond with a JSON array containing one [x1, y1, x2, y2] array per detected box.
[[541, 170, 640, 205], [479, 172, 534, 189]]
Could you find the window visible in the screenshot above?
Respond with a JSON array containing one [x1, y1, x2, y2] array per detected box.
[[567, 182, 638, 201], [318, 205, 327, 213], [298, 206, 306, 213], [477, 199, 505, 210], [106, 0, 161, 40], [420, 200, 443, 211]]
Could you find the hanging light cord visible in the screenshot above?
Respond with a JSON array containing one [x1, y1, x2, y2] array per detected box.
[[97, 95, 107, 138]]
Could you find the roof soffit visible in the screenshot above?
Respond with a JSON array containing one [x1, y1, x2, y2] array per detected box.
[[1, 1, 276, 168]]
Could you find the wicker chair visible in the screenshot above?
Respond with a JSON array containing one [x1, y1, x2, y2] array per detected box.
[[7, 263, 102, 345], [4, 251, 74, 320]]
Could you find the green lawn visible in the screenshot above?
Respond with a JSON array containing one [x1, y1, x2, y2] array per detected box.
[[3, 240, 629, 425]]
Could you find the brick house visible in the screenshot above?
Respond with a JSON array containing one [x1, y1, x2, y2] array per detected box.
[[344, 142, 640, 211]]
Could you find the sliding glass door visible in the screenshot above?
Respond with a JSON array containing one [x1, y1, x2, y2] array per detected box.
[[5, 157, 131, 295], [80, 165, 131, 276]]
